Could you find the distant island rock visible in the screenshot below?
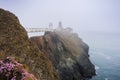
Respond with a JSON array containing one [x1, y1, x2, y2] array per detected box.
[[0, 8, 95, 80]]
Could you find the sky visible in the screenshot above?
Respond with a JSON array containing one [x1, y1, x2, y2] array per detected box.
[[0, 0, 120, 33]]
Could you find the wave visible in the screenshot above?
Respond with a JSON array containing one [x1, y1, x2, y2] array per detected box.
[[90, 51, 112, 60], [95, 65, 100, 70], [105, 78, 109, 80]]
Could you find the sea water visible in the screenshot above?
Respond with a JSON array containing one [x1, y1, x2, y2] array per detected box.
[[78, 31, 120, 80]]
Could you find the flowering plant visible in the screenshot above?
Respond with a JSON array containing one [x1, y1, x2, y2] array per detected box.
[[0, 57, 37, 80]]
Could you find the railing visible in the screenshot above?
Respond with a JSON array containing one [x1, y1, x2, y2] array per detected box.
[[25, 28, 55, 33]]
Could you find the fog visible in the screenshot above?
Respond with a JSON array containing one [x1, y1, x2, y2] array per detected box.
[[1, 0, 120, 79], [0, 0, 120, 33]]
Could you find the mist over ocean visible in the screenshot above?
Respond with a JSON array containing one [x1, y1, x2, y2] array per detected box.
[[78, 31, 120, 80]]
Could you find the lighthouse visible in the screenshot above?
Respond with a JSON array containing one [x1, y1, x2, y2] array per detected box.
[[57, 21, 63, 30]]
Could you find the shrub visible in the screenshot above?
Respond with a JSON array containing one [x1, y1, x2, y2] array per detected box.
[[0, 57, 37, 80]]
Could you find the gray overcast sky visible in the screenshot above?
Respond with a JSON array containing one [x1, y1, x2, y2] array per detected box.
[[0, 0, 120, 33]]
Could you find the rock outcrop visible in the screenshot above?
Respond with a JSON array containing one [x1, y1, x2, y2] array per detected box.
[[30, 28, 96, 80], [0, 8, 60, 80]]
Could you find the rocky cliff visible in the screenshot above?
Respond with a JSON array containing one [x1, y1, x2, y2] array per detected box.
[[0, 8, 95, 80], [0, 8, 60, 80], [30, 28, 96, 80]]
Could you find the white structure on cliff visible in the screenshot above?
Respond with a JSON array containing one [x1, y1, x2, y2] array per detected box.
[[25, 28, 55, 33], [26, 22, 64, 33]]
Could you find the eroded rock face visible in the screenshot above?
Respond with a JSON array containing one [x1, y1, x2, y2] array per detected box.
[[0, 8, 60, 80], [30, 29, 96, 80]]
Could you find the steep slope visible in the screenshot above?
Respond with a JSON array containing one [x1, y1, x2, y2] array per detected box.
[[0, 8, 60, 80], [30, 28, 96, 80]]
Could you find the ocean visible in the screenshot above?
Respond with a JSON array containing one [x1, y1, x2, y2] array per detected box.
[[78, 31, 120, 80]]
